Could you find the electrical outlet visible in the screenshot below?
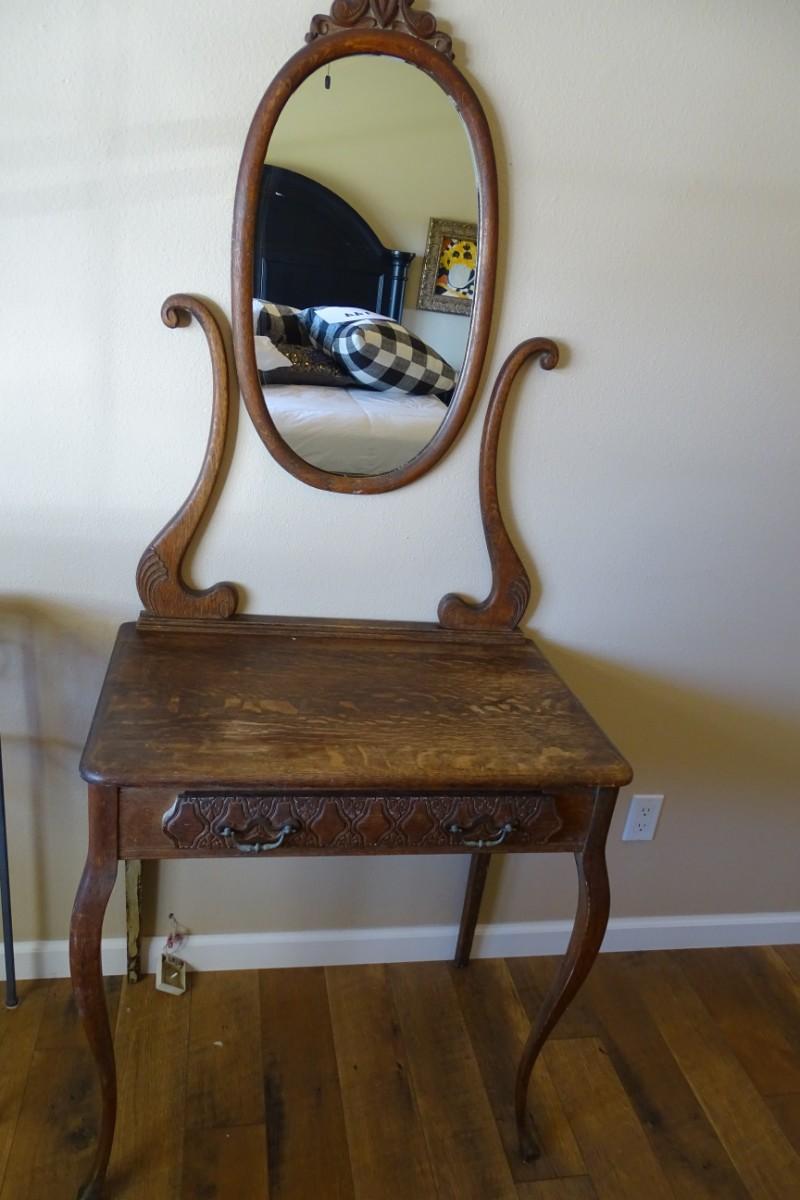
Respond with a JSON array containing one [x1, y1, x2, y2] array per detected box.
[[622, 794, 664, 841]]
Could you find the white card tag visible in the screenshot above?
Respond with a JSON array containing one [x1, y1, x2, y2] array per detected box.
[[155, 952, 187, 996]]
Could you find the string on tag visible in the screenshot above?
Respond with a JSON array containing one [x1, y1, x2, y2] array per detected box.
[[156, 912, 190, 995], [165, 912, 188, 956], [325, 66, 332, 91]]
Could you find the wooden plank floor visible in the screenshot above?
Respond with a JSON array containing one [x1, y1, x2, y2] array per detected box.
[[1, 948, 799, 1198]]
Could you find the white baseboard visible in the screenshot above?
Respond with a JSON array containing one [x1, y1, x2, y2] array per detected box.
[[3, 911, 799, 981]]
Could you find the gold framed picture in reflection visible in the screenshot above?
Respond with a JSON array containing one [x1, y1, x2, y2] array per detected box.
[[417, 218, 479, 317]]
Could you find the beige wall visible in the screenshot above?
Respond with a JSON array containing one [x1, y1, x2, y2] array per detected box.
[[266, 53, 478, 367], [1, 0, 798, 947]]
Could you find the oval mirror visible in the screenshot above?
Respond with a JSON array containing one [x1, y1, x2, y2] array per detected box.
[[232, 11, 498, 493]]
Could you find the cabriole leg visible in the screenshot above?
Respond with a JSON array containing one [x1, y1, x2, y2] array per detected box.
[[70, 785, 119, 1199], [454, 852, 491, 968], [515, 788, 615, 1161]]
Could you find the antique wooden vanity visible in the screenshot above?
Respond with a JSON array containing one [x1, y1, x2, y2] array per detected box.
[[70, 3, 632, 1196]]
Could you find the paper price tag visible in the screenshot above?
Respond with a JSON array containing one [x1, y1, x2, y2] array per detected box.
[[155, 912, 189, 995], [156, 952, 187, 996]]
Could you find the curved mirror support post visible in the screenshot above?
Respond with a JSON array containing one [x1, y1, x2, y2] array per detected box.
[[232, 8, 498, 493], [136, 295, 239, 620], [439, 339, 560, 632]]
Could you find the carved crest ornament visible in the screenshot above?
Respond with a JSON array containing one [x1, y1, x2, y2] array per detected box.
[[307, 0, 454, 59]]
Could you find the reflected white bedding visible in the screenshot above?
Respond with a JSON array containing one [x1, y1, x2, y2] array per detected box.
[[264, 382, 448, 475]]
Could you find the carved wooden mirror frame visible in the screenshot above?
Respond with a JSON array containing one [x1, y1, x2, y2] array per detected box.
[[135, 0, 559, 630], [231, 1, 500, 494]]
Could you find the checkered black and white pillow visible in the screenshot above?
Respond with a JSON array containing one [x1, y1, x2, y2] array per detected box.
[[337, 322, 456, 401], [253, 300, 311, 346], [299, 307, 456, 402]]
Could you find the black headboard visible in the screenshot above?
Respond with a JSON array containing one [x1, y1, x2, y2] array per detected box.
[[253, 166, 415, 322]]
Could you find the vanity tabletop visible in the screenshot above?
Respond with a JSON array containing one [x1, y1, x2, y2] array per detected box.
[[81, 619, 632, 792]]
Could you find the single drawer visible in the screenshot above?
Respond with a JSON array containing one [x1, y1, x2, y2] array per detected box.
[[119, 787, 594, 858]]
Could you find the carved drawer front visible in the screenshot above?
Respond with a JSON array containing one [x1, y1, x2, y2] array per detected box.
[[119, 788, 594, 858]]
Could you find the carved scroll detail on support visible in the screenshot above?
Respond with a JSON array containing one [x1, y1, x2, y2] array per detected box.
[[135, 295, 238, 620], [306, 0, 454, 59], [438, 338, 559, 632]]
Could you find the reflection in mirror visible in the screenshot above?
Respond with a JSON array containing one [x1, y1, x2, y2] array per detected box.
[[252, 54, 478, 477]]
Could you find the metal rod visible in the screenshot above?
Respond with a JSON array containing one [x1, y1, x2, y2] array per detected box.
[[0, 737, 18, 1009]]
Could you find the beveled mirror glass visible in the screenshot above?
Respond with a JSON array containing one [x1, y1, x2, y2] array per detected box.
[[232, 2, 498, 493]]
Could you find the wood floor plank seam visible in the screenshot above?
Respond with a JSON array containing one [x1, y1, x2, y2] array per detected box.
[[768, 1093, 800, 1155], [5, 950, 800, 1197], [542, 1035, 677, 1200], [388, 962, 518, 1199], [631, 951, 800, 1200], [405, 1040, 491, 1196], [107, 977, 193, 1197], [776, 945, 800, 985], [383, 963, 457, 1200], [0, 979, 124, 1200], [0, 1042, 40, 1190], [576, 953, 751, 1200], [676, 948, 800, 1102], [326, 963, 442, 1199], [0, 982, 48, 1200], [260, 967, 355, 1199], [516, 1178, 599, 1199], [322, 966, 368, 1194]]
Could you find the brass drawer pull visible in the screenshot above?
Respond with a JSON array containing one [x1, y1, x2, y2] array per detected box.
[[448, 820, 518, 849], [219, 821, 299, 853]]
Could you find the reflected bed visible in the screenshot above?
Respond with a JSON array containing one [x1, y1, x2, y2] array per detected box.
[[264, 381, 447, 476], [255, 164, 450, 473]]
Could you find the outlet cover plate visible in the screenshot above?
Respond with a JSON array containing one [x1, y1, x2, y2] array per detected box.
[[622, 794, 664, 842]]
